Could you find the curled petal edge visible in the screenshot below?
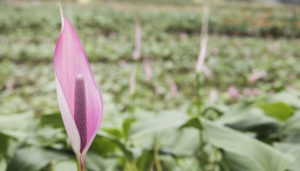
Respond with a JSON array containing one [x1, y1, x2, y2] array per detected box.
[[56, 76, 81, 156]]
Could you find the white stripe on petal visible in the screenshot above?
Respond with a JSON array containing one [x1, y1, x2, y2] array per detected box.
[[56, 76, 81, 155]]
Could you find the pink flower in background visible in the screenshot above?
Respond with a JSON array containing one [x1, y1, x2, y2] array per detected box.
[[228, 85, 239, 99], [248, 70, 267, 83], [243, 88, 260, 96], [6, 79, 14, 93], [170, 81, 178, 97], [289, 74, 295, 81], [118, 59, 127, 68], [195, 4, 209, 73], [202, 64, 212, 78], [143, 56, 152, 82], [211, 47, 219, 56], [209, 88, 217, 104], [53, 6, 103, 170], [132, 20, 142, 60]]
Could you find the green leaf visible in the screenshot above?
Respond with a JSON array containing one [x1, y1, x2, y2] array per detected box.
[[122, 117, 135, 138], [283, 111, 300, 143], [40, 112, 64, 128], [201, 119, 293, 171], [102, 128, 123, 139], [86, 152, 118, 171], [130, 110, 188, 137], [0, 155, 7, 171], [216, 107, 278, 130], [129, 110, 189, 150], [90, 133, 118, 157], [0, 133, 9, 155], [0, 112, 36, 140], [275, 143, 300, 171], [258, 102, 294, 121], [52, 160, 77, 171], [181, 117, 202, 130], [97, 131, 134, 161], [270, 91, 300, 108], [7, 147, 70, 171]]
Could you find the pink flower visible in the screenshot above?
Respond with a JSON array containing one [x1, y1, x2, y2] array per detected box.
[[143, 56, 152, 82], [53, 6, 103, 170], [228, 85, 239, 99], [243, 88, 261, 96], [209, 88, 217, 104], [132, 20, 142, 60], [248, 70, 267, 83], [118, 59, 127, 68], [195, 5, 210, 74], [170, 81, 178, 97], [202, 64, 212, 78]]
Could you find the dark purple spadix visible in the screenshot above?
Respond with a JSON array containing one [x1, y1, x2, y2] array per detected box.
[[74, 74, 87, 152]]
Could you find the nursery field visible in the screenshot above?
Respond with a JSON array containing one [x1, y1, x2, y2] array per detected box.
[[0, 0, 300, 171]]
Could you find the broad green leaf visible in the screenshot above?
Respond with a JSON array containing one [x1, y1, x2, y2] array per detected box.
[[216, 107, 278, 130], [122, 117, 135, 138], [0, 156, 7, 171], [90, 132, 118, 157], [172, 128, 199, 156], [40, 112, 64, 128], [0, 111, 36, 140], [275, 143, 300, 171], [201, 119, 293, 171], [129, 110, 189, 150], [96, 131, 134, 161], [7, 147, 70, 171], [86, 152, 119, 171], [52, 160, 77, 171], [0, 133, 9, 154], [258, 102, 294, 121], [283, 111, 300, 143], [130, 110, 188, 137], [271, 91, 300, 108], [136, 151, 154, 171], [0, 111, 35, 130]]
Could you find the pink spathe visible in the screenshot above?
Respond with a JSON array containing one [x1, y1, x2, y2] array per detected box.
[[133, 20, 142, 60], [143, 57, 152, 82], [248, 70, 267, 83], [209, 89, 217, 104], [228, 85, 239, 99], [53, 6, 103, 165]]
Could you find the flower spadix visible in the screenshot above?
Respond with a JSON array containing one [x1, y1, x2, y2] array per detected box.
[[53, 6, 103, 169]]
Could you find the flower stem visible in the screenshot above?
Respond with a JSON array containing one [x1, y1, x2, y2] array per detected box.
[[196, 73, 201, 116], [77, 157, 86, 171], [154, 144, 163, 171], [196, 73, 206, 171]]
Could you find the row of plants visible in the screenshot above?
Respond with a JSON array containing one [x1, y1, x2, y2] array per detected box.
[[1, 89, 300, 170], [0, 2, 299, 37]]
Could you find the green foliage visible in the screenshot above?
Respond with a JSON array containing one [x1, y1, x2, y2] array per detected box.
[[258, 102, 294, 121], [0, 0, 299, 170], [202, 119, 292, 171], [7, 147, 70, 171]]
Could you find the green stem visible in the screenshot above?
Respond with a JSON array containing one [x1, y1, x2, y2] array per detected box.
[[130, 60, 140, 114], [77, 159, 81, 171], [195, 73, 206, 171], [77, 157, 86, 171], [154, 144, 163, 171], [196, 73, 201, 117]]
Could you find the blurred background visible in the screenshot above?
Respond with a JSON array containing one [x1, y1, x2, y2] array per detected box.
[[0, 0, 299, 170]]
